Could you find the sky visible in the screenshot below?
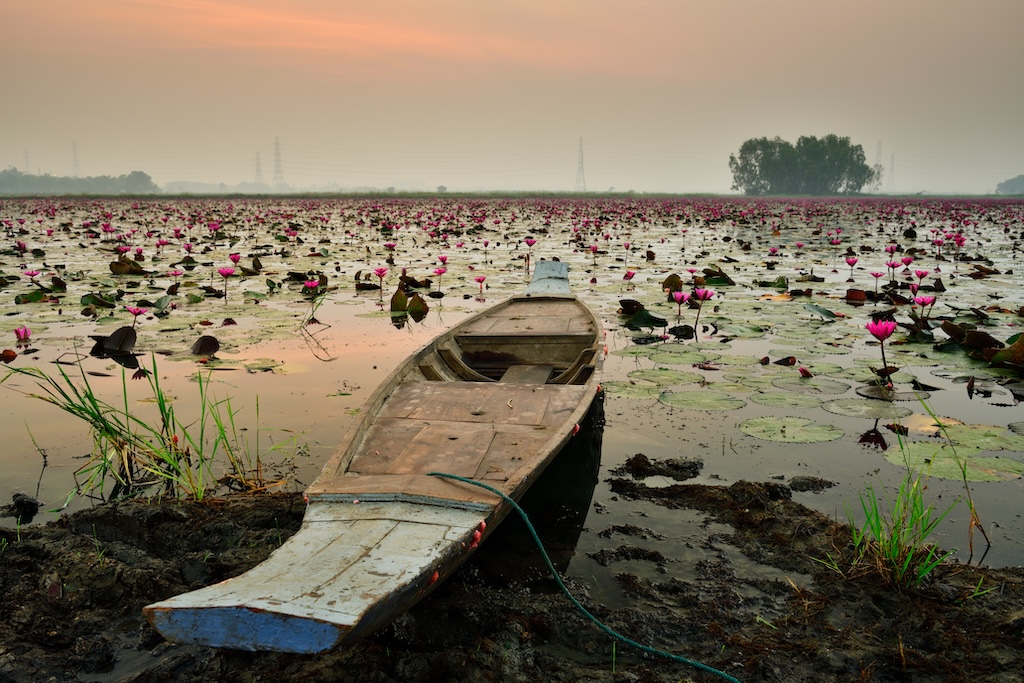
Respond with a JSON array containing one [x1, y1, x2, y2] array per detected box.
[[2, 0, 1022, 194]]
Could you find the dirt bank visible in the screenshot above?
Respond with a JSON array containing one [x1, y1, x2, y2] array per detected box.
[[1, 478, 1022, 683]]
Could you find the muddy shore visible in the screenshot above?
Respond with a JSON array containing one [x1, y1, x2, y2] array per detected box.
[[2, 475, 1023, 683]]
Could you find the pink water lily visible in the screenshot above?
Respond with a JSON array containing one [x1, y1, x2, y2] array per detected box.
[[126, 306, 148, 327], [14, 325, 31, 343], [692, 288, 715, 339], [866, 318, 898, 379], [672, 290, 690, 315], [474, 275, 486, 293]]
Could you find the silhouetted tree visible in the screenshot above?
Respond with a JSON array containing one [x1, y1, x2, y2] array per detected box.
[[729, 135, 877, 195], [0, 168, 159, 195], [996, 174, 1024, 195]]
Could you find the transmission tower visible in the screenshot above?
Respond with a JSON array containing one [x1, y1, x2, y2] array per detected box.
[[574, 138, 587, 193], [254, 152, 264, 185], [272, 138, 286, 188], [869, 140, 883, 193], [887, 153, 896, 194]]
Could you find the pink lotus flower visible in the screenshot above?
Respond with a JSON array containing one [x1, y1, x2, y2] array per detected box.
[[474, 275, 486, 293], [524, 238, 537, 248], [229, 253, 241, 264], [14, 325, 30, 343], [866, 319, 897, 342], [218, 267, 235, 278], [23, 270, 40, 279], [672, 290, 690, 315], [437, 255, 448, 265], [304, 280, 320, 289]]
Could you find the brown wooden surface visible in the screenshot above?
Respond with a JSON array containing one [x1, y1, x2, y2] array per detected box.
[[312, 381, 590, 503]]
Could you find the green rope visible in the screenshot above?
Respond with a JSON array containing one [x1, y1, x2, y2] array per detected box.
[[428, 471, 743, 683]]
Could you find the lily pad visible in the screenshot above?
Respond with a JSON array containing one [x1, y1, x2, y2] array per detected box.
[[658, 390, 746, 411], [821, 398, 913, 420], [771, 376, 851, 394], [938, 423, 1024, 452], [749, 392, 822, 409], [739, 416, 844, 443], [886, 442, 1024, 482], [601, 381, 661, 399], [627, 368, 703, 386]]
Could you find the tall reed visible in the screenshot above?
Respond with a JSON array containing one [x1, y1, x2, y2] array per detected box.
[[3, 355, 302, 502]]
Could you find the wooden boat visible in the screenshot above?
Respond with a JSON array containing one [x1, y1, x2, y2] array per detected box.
[[144, 260, 602, 653]]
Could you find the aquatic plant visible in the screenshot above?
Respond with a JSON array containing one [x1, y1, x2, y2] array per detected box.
[[2, 356, 302, 502]]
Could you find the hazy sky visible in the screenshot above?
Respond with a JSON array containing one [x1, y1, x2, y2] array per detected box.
[[3, 0, 1022, 194]]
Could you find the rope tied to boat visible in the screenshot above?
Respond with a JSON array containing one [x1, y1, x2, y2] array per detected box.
[[427, 471, 743, 683]]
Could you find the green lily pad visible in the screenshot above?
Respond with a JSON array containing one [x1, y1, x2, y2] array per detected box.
[[648, 351, 716, 366], [601, 381, 661, 399], [938, 423, 1024, 452], [771, 376, 851, 394], [627, 368, 704, 386], [658, 390, 746, 411], [886, 442, 1024, 482], [739, 416, 844, 443], [748, 392, 822, 409], [821, 398, 914, 420]]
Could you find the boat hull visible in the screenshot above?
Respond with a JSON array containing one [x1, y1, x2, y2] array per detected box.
[[145, 261, 602, 652]]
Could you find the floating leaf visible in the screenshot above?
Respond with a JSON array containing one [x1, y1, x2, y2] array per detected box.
[[749, 392, 822, 409], [886, 442, 1024, 482], [939, 423, 1024, 452], [821, 398, 913, 420], [191, 335, 220, 357], [658, 390, 745, 411], [601, 381, 661, 399], [627, 368, 703, 386], [739, 416, 844, 443], [771, 376, 850, 394], [803, 303, 837, 320], [103, 326, 137, 354]]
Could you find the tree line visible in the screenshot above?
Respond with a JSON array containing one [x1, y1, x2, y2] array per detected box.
[[728, 134, 878, 196], [0, 168, 159, 195]]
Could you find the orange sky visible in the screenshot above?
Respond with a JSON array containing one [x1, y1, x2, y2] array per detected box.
[[3, 0, 1022, 192]]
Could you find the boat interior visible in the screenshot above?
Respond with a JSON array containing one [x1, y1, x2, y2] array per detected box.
[[416, 297, 599, 386]]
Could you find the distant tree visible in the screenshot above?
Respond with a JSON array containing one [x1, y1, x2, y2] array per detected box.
[[996, 174, 1024, 195], [729, 135, 877, 195], [436, 185, 447, 193], [0, 168, 159, 195]]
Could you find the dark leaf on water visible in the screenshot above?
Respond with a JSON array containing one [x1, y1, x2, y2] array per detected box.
[[191, 335, 220, 357], [661, 274, 683, 292], [14, 290, 49, 304], [81, 293, 116, 308], [667, 324, 694, 340], [104, 326, 137, 353], [625, 309, 667, 331], [390, 287, 408, 312], [407, 293, 429, 322], [618, 299, 645, 316]]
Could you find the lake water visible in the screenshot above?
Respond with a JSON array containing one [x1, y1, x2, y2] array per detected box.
[[1, 196, 1022, 572]]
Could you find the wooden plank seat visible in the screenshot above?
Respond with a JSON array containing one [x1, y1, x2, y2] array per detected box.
[[549, 347, 598, 385], [437, 346, 495, 382], [499, 364, 554, 384]]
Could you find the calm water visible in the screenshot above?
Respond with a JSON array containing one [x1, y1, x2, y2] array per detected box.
[[2, 196, 1022, 575]]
